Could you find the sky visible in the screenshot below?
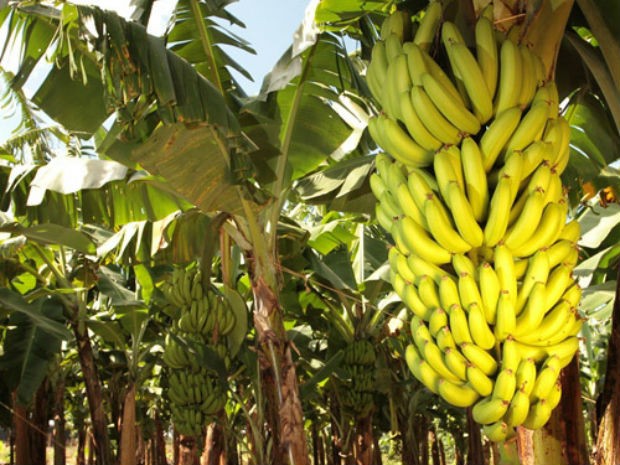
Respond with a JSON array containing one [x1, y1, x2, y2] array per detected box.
[[0, 0, 311, 143]]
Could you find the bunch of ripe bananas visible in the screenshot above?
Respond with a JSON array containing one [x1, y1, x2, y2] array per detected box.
[[161, 266, 234, 436], [367, 4, 582, 441], [339, 340, 377, 416]]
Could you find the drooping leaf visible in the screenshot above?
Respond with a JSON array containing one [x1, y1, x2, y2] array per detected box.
[[0, 297, 66, 405], [0, 289, 70, 339], [0, 222, 95, 254]]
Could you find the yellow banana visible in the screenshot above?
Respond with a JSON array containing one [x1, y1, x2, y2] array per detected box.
[[483, 421, 509, 442], [467, 364, 494, 397], [543, 170, 564, 204], [389, 246, 415, 283], [461, 137, 489, 222], [381, 10, 412, 42], [393, 272, 433, 319], [421, 71, 481, 134], [411, 315, 432, 349], [407, 168, 437, 211], [378, 190, 402, 220], [408, 254, 450, 283], [438, 379, 480, 408], [558, 219, 581, 243], [369, 172, 389, 200], [404, 344, 440, 394], [458, 272, 483, 309], [495, 290, 516, 342], [530, 359, 561, 401], [517, 45, 538, 108], [405, 42, 429, 86], [515, 250, 550, 315], [440, 21, 470, 106], [410, 85, 462, 146], [515, 357, 537, 395], [385, 53, 413, 120], [546, 336, 580, 362], [436, 325, 457, 350], [501, 336, 521, 372], [399, 89, 443, 150], [375, 114, 435, 167], [468, 302, 496, 350], [494, 245, 517, 307], [514, 282, 547, 338], [521, 141, 553, 179], [421, 47, 466, 105], [518, 300, 574, 346], [504, 189, 547, 251], [461, 341, 498, 376], [500, 149, 525, 200], [479, 262, 500, 324], [413, 1, 443, 51], [375, 203, 395, 231], [544, 264, 575, 310], [562, 283, 582, 308], [449, 304, 473, 344], [547, 381, 562, 410], [394, 182, 428, 230], [429, 307, 449, 336], [473, 397, 510, 425], [452, 253, 477, 277], [481, 106, 523, 172], [444, 346, 468, 381], [446, 41, 494, 123], [494, 38, 522, 114], [425, 194, 473, 253], [483, 176, 513, 247], [493, 368, 517, 401], [546, 240, 578, 269], [421, 339, 463, 383], [384, 33, 403, 62], [397, 215, 451, 264], [446, 181, 485, 247], [506, 100, 550, 151], [505, 387, 531, 427], [439, 275, 461, 310], [511, 201, 568, 258], [475, 14, 499, 99], [434, 147, 462, 201], [417, 274, 442, 310]]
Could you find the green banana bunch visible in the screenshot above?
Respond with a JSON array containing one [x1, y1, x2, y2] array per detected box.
[[338, 339, 378, 417], [369, 6, 583, 440]]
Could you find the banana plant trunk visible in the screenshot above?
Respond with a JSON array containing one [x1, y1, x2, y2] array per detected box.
[[13, 392, 34, 465], [119, 383, 137, 465], [251, 276, 309, 465], [201, 421, 226, 465], [178, 436, 201, 465], [353, 414, 374, 465], [53, 379, 66, 465], [71, 320, 114, 465], [594, 267, 620, 465]]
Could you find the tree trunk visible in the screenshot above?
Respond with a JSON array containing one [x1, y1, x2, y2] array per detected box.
[[352, 414, 373, 465], [31, 381, 48, 465], [465, 408, 483, 465], [77, 419, 86, 465], [13, 393, 33, 465], [560, 357, 589, 465], [251, 276, 309, 465], [429, 426, 440, 465], [120, 383, 137, 465], [173, 428, 180, 465], [71, 321, 114, 465], [372, 434, 382, 465], [179, 435, 200, 465], [53, 379, 66, 465], [201, 421, 226, 465], [594, 266, 620, 465], [312, 421, 319, 465], [397, 408, 418, 465], [154, 412, 167, 465]]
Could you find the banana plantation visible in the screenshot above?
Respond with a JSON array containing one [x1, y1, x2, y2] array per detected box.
[[1, 0, 620, 464]]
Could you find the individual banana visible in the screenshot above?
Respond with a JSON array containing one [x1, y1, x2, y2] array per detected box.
[[517, 45, 538, 109], [523, 399, 552, 430], [515, 251, 550, 315], [467, 364, 494, 397], [452, 253, 477, 277], [461, 341, 498, 376], [503, 189, 547, 251], [468, 302, 496, 350], [511, 201, 568, 258], [449, 304, 473, 344], [505, 100, 550, 152], [474, 14, 499, 99], [405, 344, 440, 394], [399, 89, 443, 150], [494, 38, 522, 114], [446, 181, 485, 247], [421, 339, 463, 383], [483, 176, 513, 247], [425, 194, 473, 253], [501, 336, 521, 372], [438, 378, 480, 407], [374, 114, 435, 167], [439, 275, 461, 310], [495, 289, 516, 341], [396, 216, 448, 264], [410, 85, 462, 145], [483, 421, 509, 442], [421, 72, 481, 134], [445, 41, 494, 123], [473, 397, 510, 425], [461, 137, 490, 221], [493, 368, 517, 402], [480, 106, 522, 171], [479, 262, 500, 324], [429, 307, 449, 336], [505, 387, 531, 427], [444, 346, 468, 381], [413, 1, 443, 51], [515, 357, 537, 395]]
